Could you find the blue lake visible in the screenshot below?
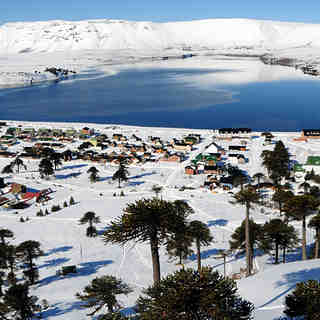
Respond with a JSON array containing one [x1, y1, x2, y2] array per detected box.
[[0, 59, 319, 131]]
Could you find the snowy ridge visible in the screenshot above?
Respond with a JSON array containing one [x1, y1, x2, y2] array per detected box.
[[1, 18, 320, 54]]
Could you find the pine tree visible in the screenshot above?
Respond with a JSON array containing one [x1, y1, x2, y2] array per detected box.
[[1, 163, 13, 174], [272, 189, 294, 216], [230, 219, 262, 271], [284, 195, 319, 260], [260, 219, 299, 264], [188, 220, 213, 272], [76, 275, 132, 316], [16, 240, 43, 284], [231, 187, 261, 276], [136, 267, 254, 320], [39, 158, 54, 178], [284, 280, 320, 319], [0, 228, 14, 245], [87, 166, 99, 183], [69, 196, 75, 206], [103, 198, 192, 283], [79, 211, 101, 237], [112, 160, 129, 188], [308, 214, 320, 259], [166, 223, 193, 265], [4, 283, 38, 320]]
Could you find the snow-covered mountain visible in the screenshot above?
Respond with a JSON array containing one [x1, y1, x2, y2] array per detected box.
[[1, 18, 320, 54]]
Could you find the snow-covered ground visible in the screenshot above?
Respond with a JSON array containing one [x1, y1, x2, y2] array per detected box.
[[1, 18, 320, 86], [1, 121, 320, 319]]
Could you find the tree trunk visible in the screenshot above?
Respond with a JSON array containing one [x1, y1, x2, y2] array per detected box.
[[275, 242, 279, 264], [245, 203, 251, 276], [150, 235, 161, 283], [315, 229, 319, 259], [196, 239, 201, 272], [283, 247, 286, 263], [302, 216, 307, 260]]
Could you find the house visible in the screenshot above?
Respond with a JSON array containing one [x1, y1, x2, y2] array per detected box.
[[204, 165, 220, 174], [218, 128, 252, 136], [173, 143, 192, 152], [81, 127, 94, 136], [301, 129, 320, 139], [229, 145, 246, 152], [306, 156, 320, 166], [185, 165, 198, 175], [160, 153, 183, 162]]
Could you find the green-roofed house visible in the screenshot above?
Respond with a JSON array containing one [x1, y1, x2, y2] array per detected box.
[[293, 163, 305, 172], [306, 156, 320, 166]]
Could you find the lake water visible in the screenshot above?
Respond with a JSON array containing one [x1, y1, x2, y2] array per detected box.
[[0, 58, 319, 131]]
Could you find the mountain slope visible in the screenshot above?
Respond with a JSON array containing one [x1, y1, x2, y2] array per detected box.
[[1, 18, 320, 54]]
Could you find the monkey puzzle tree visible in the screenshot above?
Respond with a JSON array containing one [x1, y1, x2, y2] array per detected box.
[[136, 267, 254, 320], [260, 218, 299, 264], [308, 213, 320, 259], [76, 275, 132, 316], [79, 211, 101, 237], [284, 280, 320, 320], [188, 220, 213, 272], [103, 198, 193, 283], [284, 195, 320, 260], [16, 240, 43, 285], [112, 159, 129, 188], [232, 187, 261, 276]]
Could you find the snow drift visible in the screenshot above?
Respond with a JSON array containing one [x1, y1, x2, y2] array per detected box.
[[1, 18, 320, 54]]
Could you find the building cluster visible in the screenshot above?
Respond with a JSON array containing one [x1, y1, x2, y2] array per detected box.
[[0, 123, 201, 165]]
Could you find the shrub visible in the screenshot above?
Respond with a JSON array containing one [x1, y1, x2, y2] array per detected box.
[[63, 201, 68, 208], [69, 196, 75, 206], [120, 190, 125, 197], [51, 205, 61, 212], [36, 209, 44, 217]]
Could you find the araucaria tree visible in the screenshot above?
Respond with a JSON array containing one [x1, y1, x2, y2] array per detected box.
[[79, 211, 101, 237], [16, 240, 43, 284], [39, 158, 54, 178], [0, 228, 14, 245], [272, 189, 294, 216], [76, 275, 132, 317], [188, 220, 213, 272], [260, 218, 299, 264], [232, 187, 261, 276], [3, 283, 38, 320], [165, 223, 193, 265], [308, 213, 320, 259], [230, 219, 262, 271], [261, 140, 290, 182], [284, 280, 320, 320], [112, 160, 129, 188], [103, 198, 193, 283], [87, 166, 99, 183], [136, 267, 254, 320], [284, 195, 319, 260]]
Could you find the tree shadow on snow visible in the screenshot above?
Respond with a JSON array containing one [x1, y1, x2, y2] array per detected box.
[[189, 248, 220, 262], [55, 172, 82, 179], [258, 266, 320, 309], [44, 246, 73, 256], [38, 301, 84, 318], [39, 257, 70, 269], [207, 219, 228, 227], [37, 259, 113, 287], [130, 172, 155, 179], [62, 164, 88, 170]]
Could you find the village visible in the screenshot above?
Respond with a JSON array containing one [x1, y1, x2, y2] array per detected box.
[[2, 121, 320, 319], [1, 121, 320, 212]]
